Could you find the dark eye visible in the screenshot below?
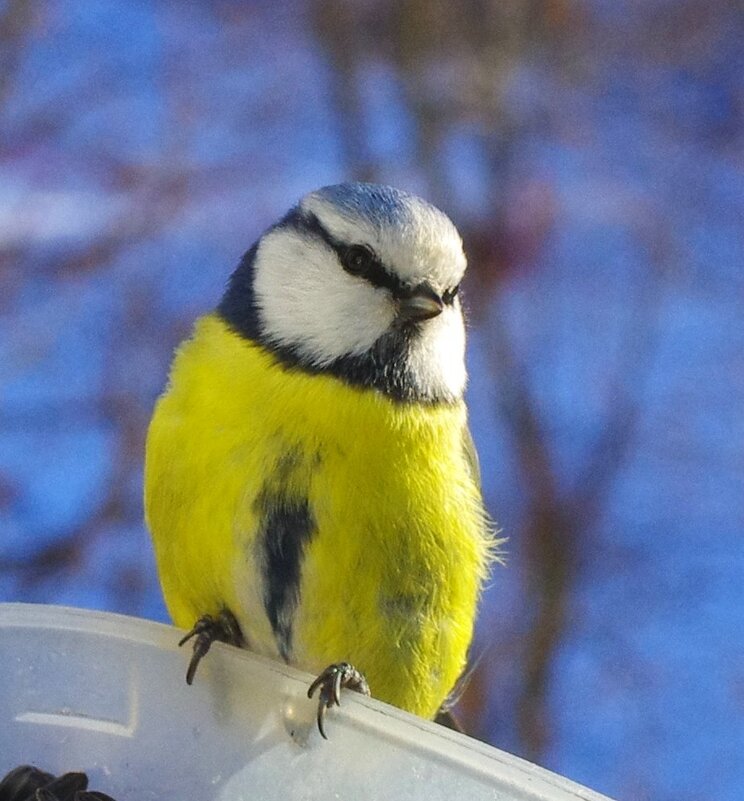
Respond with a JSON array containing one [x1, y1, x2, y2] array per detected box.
[[342, 244, 376, 277], [442, 283, 460, 305]]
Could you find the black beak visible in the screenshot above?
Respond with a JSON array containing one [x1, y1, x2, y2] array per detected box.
[[396, 282, 444, 322]]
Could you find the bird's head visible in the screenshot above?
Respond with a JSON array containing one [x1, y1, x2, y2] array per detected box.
[[218, 183, 468, 403]]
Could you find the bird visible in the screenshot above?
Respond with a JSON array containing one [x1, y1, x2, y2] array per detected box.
[[144, 182, 495, 737]]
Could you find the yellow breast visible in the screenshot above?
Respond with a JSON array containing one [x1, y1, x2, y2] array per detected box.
[[145, 314, 492, 719]]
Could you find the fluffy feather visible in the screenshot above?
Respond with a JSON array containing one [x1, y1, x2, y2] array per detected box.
[[146, 316, 492, 717]]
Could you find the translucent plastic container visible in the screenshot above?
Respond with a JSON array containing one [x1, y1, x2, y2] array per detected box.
[[0, 603, 613, 800]]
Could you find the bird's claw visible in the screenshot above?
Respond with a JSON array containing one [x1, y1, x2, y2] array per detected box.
[[178, 609, 244, 685], [307, 662, 370, 739]]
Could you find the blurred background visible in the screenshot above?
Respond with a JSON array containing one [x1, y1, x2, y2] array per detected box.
[[0, 1, 742, 798]]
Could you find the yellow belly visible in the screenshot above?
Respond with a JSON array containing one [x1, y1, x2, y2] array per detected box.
[[145, 314, 491, 719]]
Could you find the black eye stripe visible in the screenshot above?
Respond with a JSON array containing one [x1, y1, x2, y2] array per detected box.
[[341, 244, 395, 290], [286, 209, 402, 294], [280, 208, 338, 252], [278, 207, 460, 301]]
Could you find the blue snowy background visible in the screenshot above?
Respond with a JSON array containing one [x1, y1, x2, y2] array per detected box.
[[1, 2, 743, 799]]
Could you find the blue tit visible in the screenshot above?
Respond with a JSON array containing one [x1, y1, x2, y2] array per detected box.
[[145, 183, 496, 736]]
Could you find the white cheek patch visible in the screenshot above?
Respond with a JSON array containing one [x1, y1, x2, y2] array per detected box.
[[407, 305, 467, 401], [253, 229, 395, 367]]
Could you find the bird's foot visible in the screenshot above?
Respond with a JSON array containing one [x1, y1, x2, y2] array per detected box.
[[307, 662, 370, 739], [178, 608, 244, 685]]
